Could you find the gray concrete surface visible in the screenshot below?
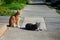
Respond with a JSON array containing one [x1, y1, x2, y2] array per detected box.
[[21, 17, 47, 31], [22, 5, 60, 31], [30, 0, 45, 4], [0, 27, 60, 40], [0, 23, 5, 29], [22, 5, 60, 17], [45, 17, 60, 31], [0, 27, 48, 40], [0, 5, 60, 40]]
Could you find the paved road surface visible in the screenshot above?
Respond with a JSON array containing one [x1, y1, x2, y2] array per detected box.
[[22, 5, 60, 31], [0, 5, 60, 40]]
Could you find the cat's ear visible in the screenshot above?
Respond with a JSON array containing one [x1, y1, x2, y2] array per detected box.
[[16, 10, 19, 13], [17, 10, 22, 13], [36, 22, 40, 24], [17, 10, 20, 12]]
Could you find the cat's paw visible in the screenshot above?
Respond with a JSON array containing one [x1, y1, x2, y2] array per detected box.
[[13, 25, 16, 28], [36, 29, 42, 31], [17, 26, 20, 28]]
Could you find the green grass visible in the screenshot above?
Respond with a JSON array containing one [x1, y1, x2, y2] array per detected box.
[[0, 2, 26, 16], [0, 7, 15, 16], [0, 12, 15, 16], [0, 11, 15, 16], [0, 2, 26, 10]]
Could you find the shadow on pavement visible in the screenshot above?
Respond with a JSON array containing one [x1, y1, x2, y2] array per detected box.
[[20, 27, 40, 31]]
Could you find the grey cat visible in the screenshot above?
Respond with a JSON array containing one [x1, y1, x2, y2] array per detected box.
[[25, 22, 41, 31]]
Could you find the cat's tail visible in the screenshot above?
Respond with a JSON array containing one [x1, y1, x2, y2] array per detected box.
[[7, 25, 11, 27]]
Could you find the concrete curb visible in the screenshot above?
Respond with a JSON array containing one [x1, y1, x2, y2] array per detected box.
[[0, 25, 8, 37]]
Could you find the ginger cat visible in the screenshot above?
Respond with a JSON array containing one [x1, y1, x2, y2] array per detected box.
[[9, 10, 22, 28]]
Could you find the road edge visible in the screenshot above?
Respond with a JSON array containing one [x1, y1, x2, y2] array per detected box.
[[0, 25, 8, 37]]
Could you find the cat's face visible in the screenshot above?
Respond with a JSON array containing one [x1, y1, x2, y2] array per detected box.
[[16, 10, 22, 15], [36, 22, 40, 27]]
